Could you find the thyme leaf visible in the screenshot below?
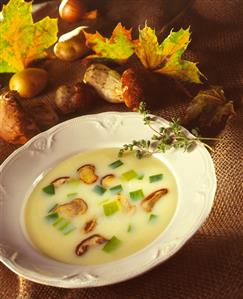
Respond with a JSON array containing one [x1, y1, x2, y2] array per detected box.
[[119, 102, 219, 159]]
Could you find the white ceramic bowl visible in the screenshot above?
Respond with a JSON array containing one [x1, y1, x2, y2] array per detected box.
[[0, 112, 216, 288]]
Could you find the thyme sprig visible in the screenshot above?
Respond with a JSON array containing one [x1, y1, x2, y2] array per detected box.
[[119, 102, 218, 159]]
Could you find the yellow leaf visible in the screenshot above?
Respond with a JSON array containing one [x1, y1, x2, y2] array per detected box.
[[134, 24, 164, 69], [0, 0, 58, 73]]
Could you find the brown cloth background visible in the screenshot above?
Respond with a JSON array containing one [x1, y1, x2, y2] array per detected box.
[[0, 1, 243, 298]]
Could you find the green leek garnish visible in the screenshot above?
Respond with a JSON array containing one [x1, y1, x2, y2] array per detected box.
[[42, 184, 55, 195], [109, 184, 123, 194], [129, 189, 144, 201], [149, 214, 158, 223], [45, 212, 59, 224], [127, 224, 133, 232], [109, 159, 124, 169], [93, 185, 107, 195], [122, 170, 137, 181], [63, 225, 76, 235], [102, 236, 122, 252], [103, 200, 119, 216], [67, 192, 78, 199], [149, 174, 163, 183], [53, 217, 65, 227]]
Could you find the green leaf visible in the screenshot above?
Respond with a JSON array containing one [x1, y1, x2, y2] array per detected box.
[[84, 23, 135, 63], [135, 24, 203, 83], [0, 0, 58, 73]]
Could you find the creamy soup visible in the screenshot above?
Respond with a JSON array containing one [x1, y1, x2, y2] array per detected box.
[[24, 148, 178, 265]]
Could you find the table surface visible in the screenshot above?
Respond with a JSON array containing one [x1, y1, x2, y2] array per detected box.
[[0, 1, 243, 298]]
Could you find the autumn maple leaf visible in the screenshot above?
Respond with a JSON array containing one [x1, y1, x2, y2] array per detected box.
[[135, 25, 204, 83], [84, 23, 135, 63], [0, 0, 58, 73]]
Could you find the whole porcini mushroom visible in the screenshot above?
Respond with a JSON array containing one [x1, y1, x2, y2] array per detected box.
[[9, 68, 48, 98], [54, 26, 88, 61], [55, 82, 96, 114], [83, 63, 124, 104], [0, 90, 40, 144]]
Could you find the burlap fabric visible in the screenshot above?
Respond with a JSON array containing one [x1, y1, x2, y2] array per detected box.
[[0, 1, 242, 298]]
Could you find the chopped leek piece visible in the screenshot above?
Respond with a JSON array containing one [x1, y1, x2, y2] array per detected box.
[[103, 200, 119, 216], [127, 224, 133, 233], [93, 185, 107, 195], [149, 174, 163, 183], [53, 217, 65, 227], [102, 236, 122, 252], [67, 192, 78, 199], [149, 214, 158, 223], [129, 189, 144, 201], [42, 184, 55, 195], [48, 203, 58, 214], [58, 220, 70, 231], [63, 224, 76, 235], [109, 159, 124, 169], [45, 212, 59, 224], [109, 184, 123, 194], [122, 170, 137, 181], [67, 178, 81, 186], [137, 174, 144, 180]]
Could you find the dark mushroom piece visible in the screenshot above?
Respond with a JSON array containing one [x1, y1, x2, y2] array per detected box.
[[141, 188, 168, 212], [77, 164, 98, 184], [51, 176, 70, 187], [75, 234, 108, 256], [54, 198, 88, 218], [84, 218, 97, 233], [100, 174, 115, 188]]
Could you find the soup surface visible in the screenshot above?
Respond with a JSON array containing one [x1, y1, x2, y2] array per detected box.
[[24, 148, 178, 265]]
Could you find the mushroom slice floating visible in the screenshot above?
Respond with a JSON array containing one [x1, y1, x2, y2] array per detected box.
[[51, 176, 70, 187], [54, 198, 88, 218], [141, 188, 168, 212], [77, 164, 98, 184], [117, 193, 136, 214], [84, 218, 97, 233], [75, 234, 108, 256], [100, 174, 115, 188]]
